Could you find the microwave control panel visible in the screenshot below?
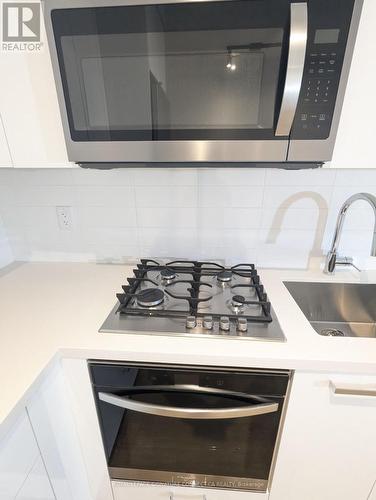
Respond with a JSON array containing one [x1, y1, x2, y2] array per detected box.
[[291, 0, 355, 140]]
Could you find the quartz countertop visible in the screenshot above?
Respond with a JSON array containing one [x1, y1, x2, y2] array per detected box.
[[1, 260, 376, 427]]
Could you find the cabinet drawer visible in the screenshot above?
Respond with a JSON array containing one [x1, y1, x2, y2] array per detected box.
[[112, 481, 268, 500], [270, 372, 376, 500], [0, 410, 39, 499]]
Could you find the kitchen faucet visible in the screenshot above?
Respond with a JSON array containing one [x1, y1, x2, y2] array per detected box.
[[324, 193, 376, 274]]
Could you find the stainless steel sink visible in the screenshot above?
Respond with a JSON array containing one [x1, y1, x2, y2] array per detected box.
[[284, 282, 376, 338]]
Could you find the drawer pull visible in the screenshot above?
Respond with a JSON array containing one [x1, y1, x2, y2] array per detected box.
[[169, 494, 207, 499], [330, 381, 376, 397]]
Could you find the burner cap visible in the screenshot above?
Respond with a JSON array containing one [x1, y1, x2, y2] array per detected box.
[[232, 295, 246, 307], [136, 288, 164, 308], [160, 268, 176, 280], [217, 270, 232, 282]]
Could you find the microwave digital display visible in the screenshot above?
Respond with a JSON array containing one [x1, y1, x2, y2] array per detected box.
[[314, 28, 340, 44]]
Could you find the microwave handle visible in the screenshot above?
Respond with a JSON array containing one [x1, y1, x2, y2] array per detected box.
[[98, 386, 279, 420], [275, 2, 308, 136]]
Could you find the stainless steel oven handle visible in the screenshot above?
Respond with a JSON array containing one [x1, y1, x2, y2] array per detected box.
[[98, 384, 271, 401], [275, 2, 308, 136], [98, 388, 278, 420]]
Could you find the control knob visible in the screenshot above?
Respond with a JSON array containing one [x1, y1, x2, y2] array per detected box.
[[203, 316, 213, 330], [237, 317, 248, 333], [219, 316, 230, 332], [186, 316, 196, 329]]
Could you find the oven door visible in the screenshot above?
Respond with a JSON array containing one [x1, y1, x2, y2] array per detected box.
[[43, 0, 308, 163], [90, 362, 290, 492]]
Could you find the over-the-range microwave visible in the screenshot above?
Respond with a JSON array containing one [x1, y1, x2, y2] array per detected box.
[[42, 0, 363, 167]]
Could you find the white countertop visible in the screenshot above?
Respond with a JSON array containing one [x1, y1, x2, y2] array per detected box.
[[1, 260, 376, 427]]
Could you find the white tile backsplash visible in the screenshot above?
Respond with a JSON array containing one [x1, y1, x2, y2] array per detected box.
[[0, 167, 375, 269], [135, 185, 197, 207], [198, 185, 264, 208], [138, 207, 197, 228], [76, 186, 135, 207], [77, 205, 138, 228], [262, 186, 333, 209], [198, 208, 262, 229], [265, 168, 336, 186], [198, 169, 265, 186]]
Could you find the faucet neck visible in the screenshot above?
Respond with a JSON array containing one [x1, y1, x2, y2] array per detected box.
[[325, 192, 376, 274]]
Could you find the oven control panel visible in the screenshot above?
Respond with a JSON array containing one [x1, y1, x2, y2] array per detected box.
[[291, 0, 355, 140]]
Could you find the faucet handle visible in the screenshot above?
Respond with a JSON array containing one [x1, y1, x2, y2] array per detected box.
[[336, 256, 361, 272]]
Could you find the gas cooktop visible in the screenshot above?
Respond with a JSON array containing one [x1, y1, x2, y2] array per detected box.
[[100, 259, 286, 341]]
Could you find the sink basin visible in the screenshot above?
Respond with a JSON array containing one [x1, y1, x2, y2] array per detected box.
[[284, 282, 376, 338]]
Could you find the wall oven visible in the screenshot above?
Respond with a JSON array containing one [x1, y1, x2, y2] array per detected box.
[[43, 0, 363, 166], [89, 361, 291, 492]]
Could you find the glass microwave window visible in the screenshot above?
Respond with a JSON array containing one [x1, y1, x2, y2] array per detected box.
[[53, 1, 289, 141], [77, 35, 265, 130], [314, 29, 340, 44]]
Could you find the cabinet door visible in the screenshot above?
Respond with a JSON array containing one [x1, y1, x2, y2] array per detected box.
[[112, 481, 268, 500], [0, 114, 12, 167], [368, 481, 376, 500], [270, 372, 376, 500], [27, 362, 92, 500], [331, 0, 376, 168], [15, 456, 55, 500], [0, 410, 39, 499], [0, 5, 69, 168]]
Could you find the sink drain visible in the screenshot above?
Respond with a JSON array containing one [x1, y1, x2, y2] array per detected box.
[[320, 328, 345, 337]]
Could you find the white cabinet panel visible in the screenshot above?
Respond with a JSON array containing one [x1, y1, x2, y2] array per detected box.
[[368, 481, 376, 500], [0, 4, 70, 168], [331, 0, 376, 168], [112, 481, 267, 500], [0, 410, 39, 499], [27, 362, 92, 500], [61, 359, 113, 500], [16, 456, 55, 500], [0, 114, 12, 167], [270, 372, 376, 500]]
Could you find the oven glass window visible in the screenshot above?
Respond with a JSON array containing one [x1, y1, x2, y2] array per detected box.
[[91, 364, 289, 491], [108, 390, 283, 484], [52, 0, 290, 141]]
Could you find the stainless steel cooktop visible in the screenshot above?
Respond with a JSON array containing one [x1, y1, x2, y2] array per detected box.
[[100, 259, 286, 342]]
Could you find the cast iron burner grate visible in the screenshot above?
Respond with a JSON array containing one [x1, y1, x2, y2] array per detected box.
[[115, 259, 272, 323]]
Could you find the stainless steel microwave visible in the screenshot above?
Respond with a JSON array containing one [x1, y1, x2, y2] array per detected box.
[[43, 0, 363, 166]]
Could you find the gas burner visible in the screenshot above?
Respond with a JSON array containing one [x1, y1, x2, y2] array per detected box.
[[232, 295, 246, 307], [160, 268, 177, 281], [217, 270, 232, 283], [113, 259, 276, 338], [136, 288, 164, 308]]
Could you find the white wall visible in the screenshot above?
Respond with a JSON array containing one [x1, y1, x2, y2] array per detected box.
[[0, 167, 375, 269], [0, 215, 13, 268]]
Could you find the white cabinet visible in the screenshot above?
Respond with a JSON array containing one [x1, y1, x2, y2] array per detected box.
[[0, 410, 39, 499], [0, 1, 70, 168], [331, 0, 376, 168], [15, 456, 55, 500], [0, 114, 12, 167], [112, 481, 267, 500], [0, 408, 54, 500], [270, 371, 376, 500], [368, 482, 376, 500], [26, 362, 92, 500]]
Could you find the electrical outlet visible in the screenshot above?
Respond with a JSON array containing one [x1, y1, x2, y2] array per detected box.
[[56, 206, 73, 231]]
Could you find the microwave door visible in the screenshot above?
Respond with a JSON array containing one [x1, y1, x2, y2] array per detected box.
[[44, 0, 298, 163]]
